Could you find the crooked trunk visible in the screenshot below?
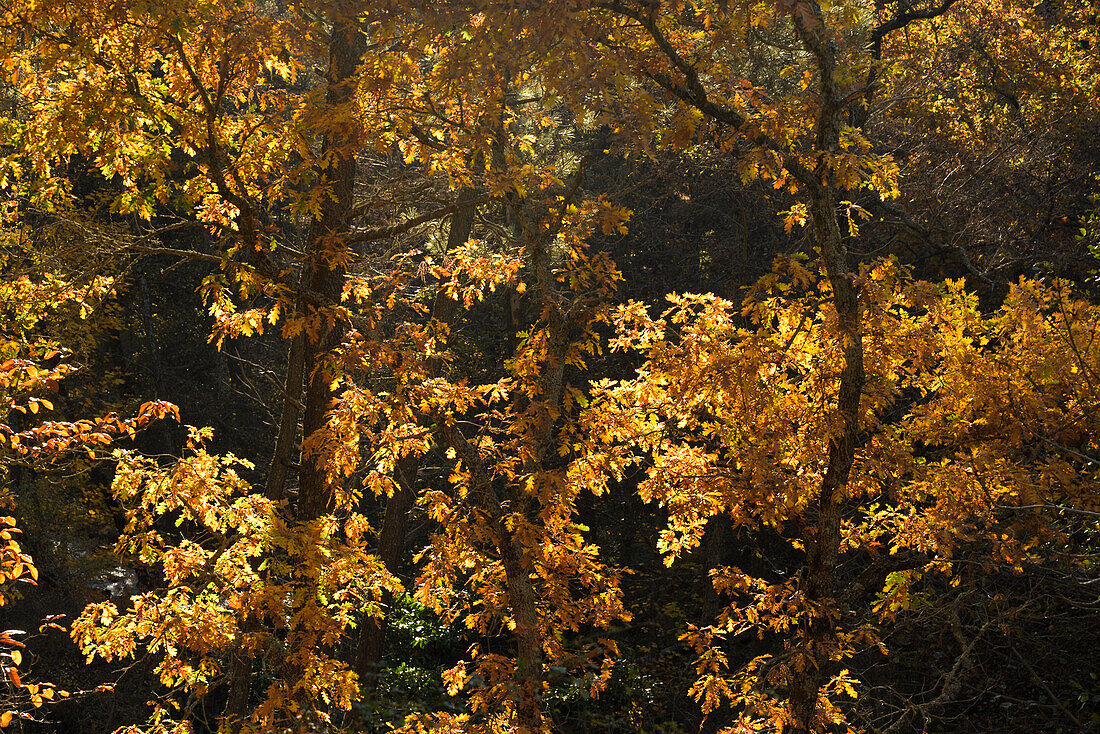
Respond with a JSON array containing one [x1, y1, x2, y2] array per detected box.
[[787, 179, 864, 734], [265, 332, 305, 502], [785, 8, 865, 730], [437, 419, 547, 734]]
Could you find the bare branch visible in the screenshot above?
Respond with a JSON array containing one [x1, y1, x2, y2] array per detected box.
[[345, 195, 494, 245]]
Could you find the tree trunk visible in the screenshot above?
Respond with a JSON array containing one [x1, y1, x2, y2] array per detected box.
[[354, 454, 416, 680], [296, 1, 365, 522], [265, 332, 305, 502], [273, 3, 365, 727], [436, 419, 547, 733], [354, 193, 481, 679], [785, 7, 866, 732], [221, 647, 253, 734], [500, 530, 545, 734]]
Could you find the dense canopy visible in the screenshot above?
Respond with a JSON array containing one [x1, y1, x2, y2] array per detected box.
[[1, 1, 1098, 733]]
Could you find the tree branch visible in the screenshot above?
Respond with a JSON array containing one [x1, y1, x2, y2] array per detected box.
[[345, 195, 494, 245]]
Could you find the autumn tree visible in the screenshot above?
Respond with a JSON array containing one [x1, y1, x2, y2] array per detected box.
[[557, 0, 1100, 730], [2, 0, 1099, 732], [2, 0, 635, 731], [572, 256, 1100, 731]]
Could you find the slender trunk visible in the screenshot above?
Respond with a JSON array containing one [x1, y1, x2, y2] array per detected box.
[[429, 103, 563, 731], [496, 244, 566, 734], [787, 179, 863, 734], [786, 7, 866, 731], [355, 193, 481, 679], [265, 332, 306, 501], [354, 454, 416, 679], [437, 419, 546, 733], [229, 336, 304, 728], [490, 158, 586, 732]]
